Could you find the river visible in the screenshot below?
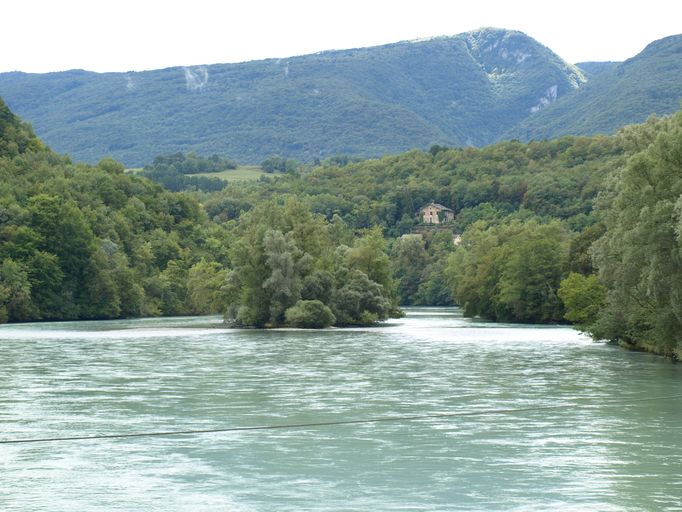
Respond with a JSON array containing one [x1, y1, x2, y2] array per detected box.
[[1, 308, 681, 511]]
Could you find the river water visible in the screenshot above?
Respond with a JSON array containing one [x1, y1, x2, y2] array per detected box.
[[1, 308, 681, 511]]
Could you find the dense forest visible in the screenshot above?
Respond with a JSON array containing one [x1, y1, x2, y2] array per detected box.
[[0, 98, 399, 327], [0, 98, 228, 321], [585, 113, 682, 358], [1, 95, 681, 358]]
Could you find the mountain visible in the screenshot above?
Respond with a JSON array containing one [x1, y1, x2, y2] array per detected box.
[[0, 96, 44, 157], [3, 29, 680, 167], [0, 28, 584, 166], [575, 61, 620, 79], [510, 34, 682, 140]]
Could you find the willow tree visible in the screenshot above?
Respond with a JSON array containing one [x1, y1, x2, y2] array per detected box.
[[591, 112, 682, 358], [224, 198, 400, 327]]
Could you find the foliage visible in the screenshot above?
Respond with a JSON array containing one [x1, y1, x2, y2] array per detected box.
[[285, 300, 336, 328], [392, 235, 428, 305], [0, 107, 231, 322], [201, 132, 623, 307], [139, 152, 229, 192], [205, 135, 623, 232], [590, 110, 682, 358], [448, 219, 569, 323], [391, 232, 456, 306], [0, 258, 32, 322], [557, 273, 606, 330], [147, 152, 237, 174], [260, 156, 300, 173], [223, 198, 400, 327], [186, 259, 233, 315], [0, 97, 44, 158], [331, 269, 392, 326]]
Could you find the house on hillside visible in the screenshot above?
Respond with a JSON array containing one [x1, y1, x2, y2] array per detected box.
[[418, 202, 455, 224]]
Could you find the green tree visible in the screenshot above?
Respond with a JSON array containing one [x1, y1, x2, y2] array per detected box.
[[0, 259, 32, 322], [331, 269, 391, 325], [415, 260, 453, 306], [392, 234, 428, 305], [285, 300, 336, 328], [495, 220, 568, 322], [262, 230, 308, 325], [187, 260, 233, 315], [27, 194, 96, 282], [591, 111, 682, 357], [558, 273, 606, 330], [80, 249, 122, 319], [346, 226, 393, 294], [448, 219, 569, 322], [25, 251, 64, 318], [447, 221, 500, 319], [300, 270, 334, 304]]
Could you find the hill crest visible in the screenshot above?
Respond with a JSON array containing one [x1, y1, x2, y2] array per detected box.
[[509, 33, 682, 140], [1, 29, 680, 166]]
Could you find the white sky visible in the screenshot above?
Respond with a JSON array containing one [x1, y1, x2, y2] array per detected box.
[[3, 0, 681, 73]]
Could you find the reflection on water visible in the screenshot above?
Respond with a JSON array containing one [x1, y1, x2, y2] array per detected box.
[[1, 308, 681, 511]]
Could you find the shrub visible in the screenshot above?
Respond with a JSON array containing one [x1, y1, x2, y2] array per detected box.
[[285, 300, 336, 328]]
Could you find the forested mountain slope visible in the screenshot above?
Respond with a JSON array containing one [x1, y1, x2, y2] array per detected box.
[[511, 34, 682, 140], [0, 97, 231, 322], [0, 28, 584, 166]]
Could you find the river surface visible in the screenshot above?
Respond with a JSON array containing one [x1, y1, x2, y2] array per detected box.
[[1, 308, 681, 511]]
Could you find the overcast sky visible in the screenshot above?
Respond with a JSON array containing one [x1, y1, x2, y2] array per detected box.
[[3, 0, 680, 73]]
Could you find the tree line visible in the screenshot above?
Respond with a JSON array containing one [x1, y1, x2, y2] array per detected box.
[[0, 98, 399, 326], [2, 94, 681, 358]]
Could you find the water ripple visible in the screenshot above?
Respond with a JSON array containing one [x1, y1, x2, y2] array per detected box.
[[1, 308, 681, 511]]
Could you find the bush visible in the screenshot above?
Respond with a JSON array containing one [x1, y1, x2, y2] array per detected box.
[[558, 272, 606, 329], [285, 300, 336, 328]]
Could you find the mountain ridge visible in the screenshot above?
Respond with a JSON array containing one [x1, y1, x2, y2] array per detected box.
[[1, 29, 680, 166], [509, 33, 682, 140]]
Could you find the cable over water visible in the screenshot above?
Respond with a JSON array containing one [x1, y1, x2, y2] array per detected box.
[[3, 394, 681, 445]]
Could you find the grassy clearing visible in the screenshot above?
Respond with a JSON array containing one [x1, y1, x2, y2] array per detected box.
[[193, 165, 268, 182]]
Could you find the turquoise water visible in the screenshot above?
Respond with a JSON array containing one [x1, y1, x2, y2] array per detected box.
[[1, 308, 681, 511]]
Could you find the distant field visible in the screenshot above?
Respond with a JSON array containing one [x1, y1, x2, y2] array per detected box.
[[193, 166, 267, 181], [125, 165, 270, 182]]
